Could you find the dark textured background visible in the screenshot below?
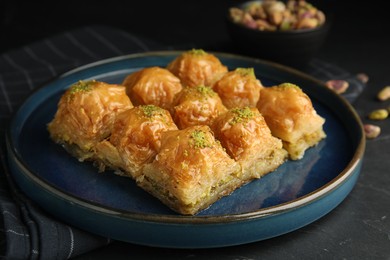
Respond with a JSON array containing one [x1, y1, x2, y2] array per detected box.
[[1, 1, 389, 259], [0, 1, 339, 50], [1, 0, 388, 75]]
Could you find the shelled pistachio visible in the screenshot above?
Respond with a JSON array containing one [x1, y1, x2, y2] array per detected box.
[[364, 124, 381, 139], [325, 79, 349, 94], [356, 73, 369, 84], [368, 109, 389, 120], [377, 86, 390, 101]]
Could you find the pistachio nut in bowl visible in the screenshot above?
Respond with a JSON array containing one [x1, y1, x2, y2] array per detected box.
[[226, 0, 330, 69]]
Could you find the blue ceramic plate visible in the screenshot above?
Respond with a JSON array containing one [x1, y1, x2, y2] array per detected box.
[[6, 51, 365, 248]]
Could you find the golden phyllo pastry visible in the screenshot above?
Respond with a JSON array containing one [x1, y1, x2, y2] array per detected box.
[[95, 105, 178, 178], [47, 50, 329, 216], [256, 83, 326, 160], [122, 66, 182, 110], [212, 107, 287, 179], [141, 125, 241, 215], [47, 80, 133, 161], [212, 68, 263, 109], [172, 85, 228, 129], [167, 49, 228, 87]]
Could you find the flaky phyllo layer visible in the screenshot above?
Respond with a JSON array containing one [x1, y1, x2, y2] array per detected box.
[[47, 50, 326, 215]]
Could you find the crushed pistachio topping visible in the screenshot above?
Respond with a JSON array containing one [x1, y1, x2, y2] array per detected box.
[[69, 80, 95, 94], [235, 68, 255, 78], [189, 129, 212, 149], [188, 48, 207, 56], [195, 85, 215, 97], [230, 107, 255, 125], [139, 105, 164, 118], [181, 161, 189, 170], [278, 82, 301, 90]]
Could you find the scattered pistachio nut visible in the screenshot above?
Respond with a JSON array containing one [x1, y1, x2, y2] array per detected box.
[[368, 109, 389, 120], [325, 79, 349, 94], [377, 86, 390, 101], [356, 73, 369, 84], [364, 124, 381, 139]]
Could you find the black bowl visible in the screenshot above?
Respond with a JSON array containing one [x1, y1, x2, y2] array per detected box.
[[226, 1, 330, 69]]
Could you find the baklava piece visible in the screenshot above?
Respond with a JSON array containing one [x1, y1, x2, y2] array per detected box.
[[212, 107, 287, 180], [122, 66, 182, 110], [172, 85, 228, 129], [213, 68, 263, 109], [47, 80, 133, 161], [167, 49, 228, 87], [140, 125, 241, 215], [256, 83, 326, 160], [95, 105, 178, 178]]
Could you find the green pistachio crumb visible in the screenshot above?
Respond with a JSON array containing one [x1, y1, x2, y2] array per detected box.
[[139, 105, 164, 118], [190, 129, 212, 149], [69, 80, 95, 94], [195, 85, 215, 97], [230, 107, 255, 125], [278, 82, 301, 90], [188, 48, 207, 56], [181, 161, 189, 170], [235, 68, 255, 78]]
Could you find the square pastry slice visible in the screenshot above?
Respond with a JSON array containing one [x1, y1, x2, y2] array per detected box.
[[257, 83, 326, 160], [212, 107, 287, 180], [47, 80, 133, 161], [95, 105, 178, 178], [140, 125, 241, 215]]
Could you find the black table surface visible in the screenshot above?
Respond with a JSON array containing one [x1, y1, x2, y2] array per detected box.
[[1, 1, 390, 259]]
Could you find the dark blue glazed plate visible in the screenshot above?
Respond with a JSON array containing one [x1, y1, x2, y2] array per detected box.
[[6, 51, 365, 248]]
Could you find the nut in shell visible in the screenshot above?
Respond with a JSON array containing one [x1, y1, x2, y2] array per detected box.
[[325, 79, 349, 94]]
